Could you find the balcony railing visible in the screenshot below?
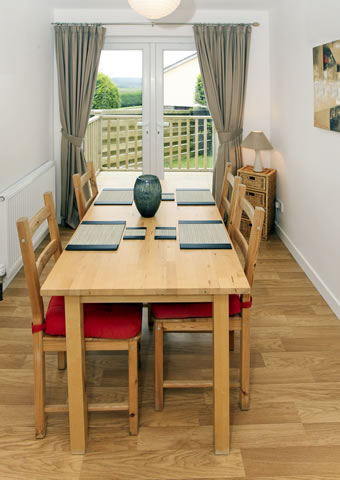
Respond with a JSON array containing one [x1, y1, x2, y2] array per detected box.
[[85, 112, 215, 173]]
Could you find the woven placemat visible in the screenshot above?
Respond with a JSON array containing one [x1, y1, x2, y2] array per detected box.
[[123, 227, 147, 240], [176, 189, 215, 205], [94, 188, 133, 205], [162, 192, 175, 201], [66, 221, 126, 251], [155, 227, 176, 240], [178, 220, 231, 249]]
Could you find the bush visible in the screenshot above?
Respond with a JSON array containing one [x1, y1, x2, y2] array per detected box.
[[120, 89, 142, 107], [92, 73, 120, 109], [194, 73, 207, 106]]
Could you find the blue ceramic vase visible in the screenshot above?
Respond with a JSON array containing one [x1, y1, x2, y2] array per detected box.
[[133, 174, 162, 217]]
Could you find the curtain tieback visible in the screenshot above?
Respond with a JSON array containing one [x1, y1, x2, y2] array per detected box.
[[218, 128, 243, 144], [61, 129, 83, 147]]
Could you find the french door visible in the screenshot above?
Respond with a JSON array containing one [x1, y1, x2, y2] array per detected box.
[[102, 37, 197, 178]]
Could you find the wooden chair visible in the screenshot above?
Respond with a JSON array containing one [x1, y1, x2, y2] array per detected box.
[[219, 162, 242, 234], [152, 184, 264, 411], [17, 192, 141, 439], [72, 161, 98, 221]]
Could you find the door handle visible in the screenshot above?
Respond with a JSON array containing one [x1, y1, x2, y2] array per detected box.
[[137, 121, 149, 134]]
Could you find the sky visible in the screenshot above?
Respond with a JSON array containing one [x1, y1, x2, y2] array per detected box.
[[98, 50, 196, 78]]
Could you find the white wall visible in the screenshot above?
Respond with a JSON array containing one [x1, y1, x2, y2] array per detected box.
[[270, 0, 340, 317], [0, 1, 54, 194]]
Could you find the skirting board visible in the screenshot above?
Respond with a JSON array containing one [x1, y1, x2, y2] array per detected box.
[[275, 221, 340, 319]]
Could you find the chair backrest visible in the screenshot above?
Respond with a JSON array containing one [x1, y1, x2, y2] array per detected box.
[[219, 162, 242, 234], [72, 161, 98, 221], [231, 184, 265, 287], [16, 192, 62, 326]]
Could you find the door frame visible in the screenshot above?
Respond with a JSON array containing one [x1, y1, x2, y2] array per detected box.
[[103, 36, 196, 178]]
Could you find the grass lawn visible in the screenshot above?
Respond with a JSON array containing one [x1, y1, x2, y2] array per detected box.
[[164, 154, 213, 170]]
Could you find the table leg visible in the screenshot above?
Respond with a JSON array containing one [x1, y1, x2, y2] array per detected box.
[[65, 296, 88, 454], [213, 294, 230, 454]]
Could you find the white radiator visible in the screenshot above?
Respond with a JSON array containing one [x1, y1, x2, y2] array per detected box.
[[0, 161, 56, 289]]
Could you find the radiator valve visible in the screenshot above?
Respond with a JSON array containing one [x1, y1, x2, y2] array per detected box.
[[0, 264, 6, 301]]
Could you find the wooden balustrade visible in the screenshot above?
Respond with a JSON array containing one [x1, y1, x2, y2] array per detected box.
[[84, 113, 215, 172]]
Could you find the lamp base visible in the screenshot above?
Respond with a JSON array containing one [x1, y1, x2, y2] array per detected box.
[[253, 150, 264, 172]]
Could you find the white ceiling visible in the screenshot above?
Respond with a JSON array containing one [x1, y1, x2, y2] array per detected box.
[[50, 0, 275, 11]]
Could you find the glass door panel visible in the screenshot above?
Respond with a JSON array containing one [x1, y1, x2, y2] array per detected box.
[[162, 50, 214, 173], [89, 49, 144, 172]]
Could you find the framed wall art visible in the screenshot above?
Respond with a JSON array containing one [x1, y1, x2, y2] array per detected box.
[[313, 40, 340, 132]]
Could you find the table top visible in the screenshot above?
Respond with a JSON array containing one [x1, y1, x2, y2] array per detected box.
[[41, 181, 250, 297]]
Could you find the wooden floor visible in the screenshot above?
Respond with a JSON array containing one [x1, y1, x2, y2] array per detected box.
[[1, 229, 339, 480]]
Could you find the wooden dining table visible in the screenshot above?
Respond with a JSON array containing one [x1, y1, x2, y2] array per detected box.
[[40, 179, 250, 455]]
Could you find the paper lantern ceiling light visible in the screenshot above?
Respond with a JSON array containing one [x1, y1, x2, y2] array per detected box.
[[128, 0, 182, 20]]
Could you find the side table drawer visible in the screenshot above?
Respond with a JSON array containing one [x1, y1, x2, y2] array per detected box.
[[240, 173, 266, 191], [245, 190, 266, 208]]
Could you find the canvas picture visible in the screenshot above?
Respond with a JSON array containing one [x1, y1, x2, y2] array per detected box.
[[313, 40, 340, 132]]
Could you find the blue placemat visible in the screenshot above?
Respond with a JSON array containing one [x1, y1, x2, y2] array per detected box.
[[155, 227, 176, 240], [178, 220, 232, 249], [66, 221, 126, 251], [162, 192, 175, 201], [123, 227, 147, 240], [176, 189, 215, 206], [94, 188, 133, 205]]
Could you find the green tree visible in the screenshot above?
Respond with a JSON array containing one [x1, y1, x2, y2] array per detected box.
[[92, 73, 121, 109], [194, 73, 207, 106]]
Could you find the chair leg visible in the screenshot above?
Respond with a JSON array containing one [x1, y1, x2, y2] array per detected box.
[[33, 334, 47, 438], [240, 309, 250, 411], [128, 339, 138, 435], [57, 352, 67, 370], [229, 331, 235, 351], [154, 321, 164, 411]]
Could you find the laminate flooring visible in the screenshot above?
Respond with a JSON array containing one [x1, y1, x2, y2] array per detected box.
[[0, 230, 339, 480]]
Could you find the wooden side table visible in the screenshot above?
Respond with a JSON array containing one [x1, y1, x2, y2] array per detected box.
[[237, 165, 276, 240]]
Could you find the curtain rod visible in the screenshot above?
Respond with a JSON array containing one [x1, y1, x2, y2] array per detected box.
[[52, 22, 260, 27]]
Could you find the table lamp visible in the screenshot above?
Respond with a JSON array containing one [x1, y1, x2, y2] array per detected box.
[[241, 131, 273, 172]]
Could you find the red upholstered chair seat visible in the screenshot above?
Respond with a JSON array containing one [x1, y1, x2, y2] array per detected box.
[[45, 296, 142, 339], [151, 294, 242, 319]]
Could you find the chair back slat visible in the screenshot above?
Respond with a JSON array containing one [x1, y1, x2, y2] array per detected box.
[[72, 161, 98, 221], [226, 175, 241, 234], [17, 192, 62, 326], [36, 240, 58, 277], [244, 206, 264, 286], [29, 206, 50, 236], [219, 162, 242, 234], [231, 184, 264, 287], [81, 170, 92, 187], [219, 163, 232, 217], [232, 228, 248, 261]]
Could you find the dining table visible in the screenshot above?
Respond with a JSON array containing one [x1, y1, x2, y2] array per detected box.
[[40, 178, 250, 455]]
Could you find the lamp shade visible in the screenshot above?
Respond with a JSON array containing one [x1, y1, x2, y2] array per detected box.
[[241, 131, 273, 151], [128, 0, 181, 19]]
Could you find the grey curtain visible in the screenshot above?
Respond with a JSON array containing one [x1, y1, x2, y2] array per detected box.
[[55, 25, 106, 228], [193, 25, 251, 207]]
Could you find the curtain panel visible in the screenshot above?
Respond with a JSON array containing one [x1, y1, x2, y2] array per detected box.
[[55, 24, 105, 228], [193, 25, 251, 207]]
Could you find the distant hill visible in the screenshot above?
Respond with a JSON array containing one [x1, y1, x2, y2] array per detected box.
[[112, 77, 142, 89]]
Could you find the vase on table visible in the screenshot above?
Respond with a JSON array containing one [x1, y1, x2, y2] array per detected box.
[[133, 174, 162, 217]]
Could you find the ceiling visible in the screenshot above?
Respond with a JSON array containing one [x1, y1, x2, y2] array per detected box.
[[50, 0, 275, 11]]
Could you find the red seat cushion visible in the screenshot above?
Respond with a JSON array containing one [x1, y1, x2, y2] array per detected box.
[[45, 296, 142, 339], [151, 294, 241, 319]]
